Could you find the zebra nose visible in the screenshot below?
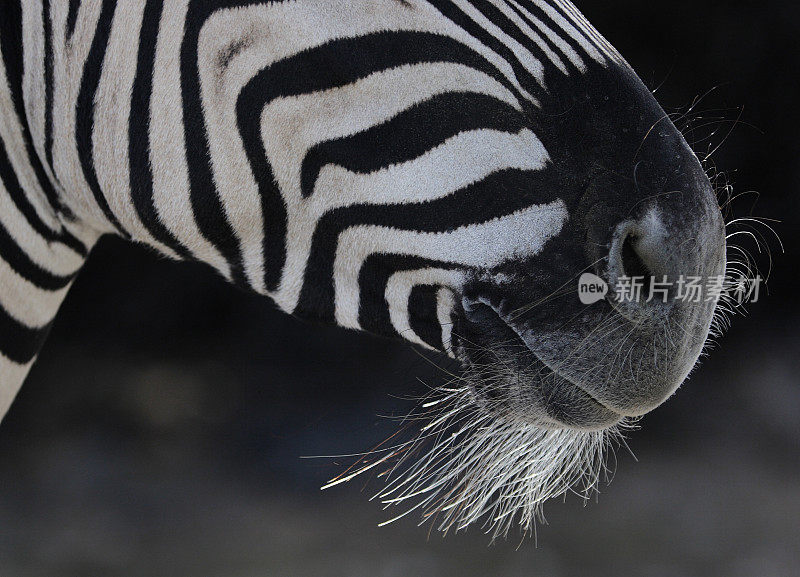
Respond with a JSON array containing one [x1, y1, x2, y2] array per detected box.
[[593, 206, 725, 416], [606, 211, 676, 303]]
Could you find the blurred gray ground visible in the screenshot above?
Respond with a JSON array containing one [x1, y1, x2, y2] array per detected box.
[[1, 0, 799, 575]]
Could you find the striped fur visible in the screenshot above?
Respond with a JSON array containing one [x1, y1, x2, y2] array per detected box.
[[0, 0, 622, 417], [0, 0, 733, 537]]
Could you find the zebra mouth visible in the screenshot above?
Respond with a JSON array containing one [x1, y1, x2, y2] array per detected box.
[[454, 299, 622, 431]]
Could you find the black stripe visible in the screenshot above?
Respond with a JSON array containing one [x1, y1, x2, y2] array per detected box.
[[0, 303, 52, 365], [545, 0, 604, 54], [42, 0, 57, 186], [238, 30, 521, 123], [181, 1, 253, 288], [469, 0, 557, 72], [129, 0, 192, 259], [408, 284, 444, 350], [66, 0, 81, 41], [300, 91, 525, 199], [298, 166, 561, 323], [0, 2, 88, 255], [234, 77, 287, 290], [236, 30, 518, 291], [427, 0, 543, 106], [24, 0, 71, 217], [499, 1, 563, 58], [75, 0, 128, 236], [0, 219, 75, 290], [358, 254, 459, 342], [0, 136, 84, 259], [511, 0, 590, 69], [483, 0, 575, 73]]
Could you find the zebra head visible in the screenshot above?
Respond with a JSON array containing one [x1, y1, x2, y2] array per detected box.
[[231, 0, 725, 430], [0, 0, 727, 536], [207, 0, 725, 531]]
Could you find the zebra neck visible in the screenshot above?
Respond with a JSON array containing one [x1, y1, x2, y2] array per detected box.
[[0, 8, 101, 421], [0, 137, 95, 423], [0, 167, 94, 419]]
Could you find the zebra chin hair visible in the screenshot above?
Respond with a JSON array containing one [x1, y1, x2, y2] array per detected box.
[[322, 369, 634, 541]]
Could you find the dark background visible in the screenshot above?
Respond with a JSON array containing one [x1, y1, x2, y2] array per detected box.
[[1, 1, 798, 575]]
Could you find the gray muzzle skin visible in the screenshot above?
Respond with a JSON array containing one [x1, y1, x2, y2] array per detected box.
[[454, 63, 726, 430]]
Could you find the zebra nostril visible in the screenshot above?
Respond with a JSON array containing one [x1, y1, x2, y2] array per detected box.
[[607, 213, 676, 306], [620, 234, 652, 280]]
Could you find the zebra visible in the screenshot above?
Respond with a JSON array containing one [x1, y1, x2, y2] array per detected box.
[[0, 0, 727, 536]]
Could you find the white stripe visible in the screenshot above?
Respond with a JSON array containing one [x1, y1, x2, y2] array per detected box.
[[0, 45, 64, 234], [314, 129, 548, 208], [48, 0, 118, 231], [533, 0, 605, 65], [0, 257, 70, 329], [487, 0, 567, 75], [554, 0, 621, 63], [386, 268, 466, 349], [437, 287, 457, 357], [506, 0, 586, 72], [60, 217, 102, 249], [259, 62, 528, 312], [150, 0, 231, 278], [451, 0, 545, 88], [334, 200, 568, 328], [199, 0, 533, 122], [20, 0, 66, 228], [92, 2, 179, 258], [261, 62, 521, 198], [0, 181, 84, 276], [20, 0, 54, 189]]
